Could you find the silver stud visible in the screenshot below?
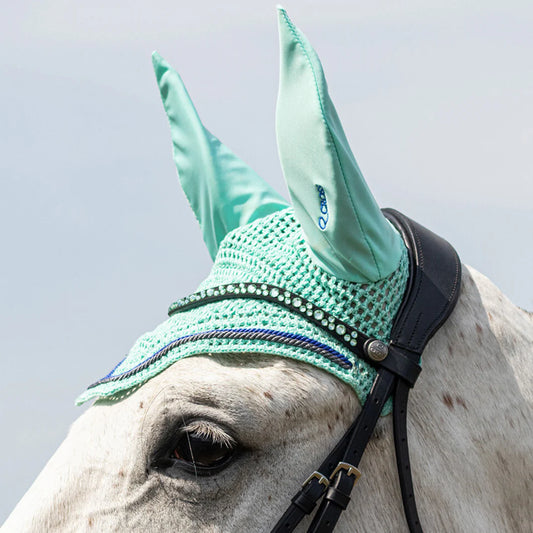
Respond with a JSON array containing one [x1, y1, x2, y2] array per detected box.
[[227, 285, 235, 293], [248, 284, 256, 294], [293, 298, 302, 308], [314, 310, 324, 320], [365, 340, 389, 362], [270, 288, 280, 297]]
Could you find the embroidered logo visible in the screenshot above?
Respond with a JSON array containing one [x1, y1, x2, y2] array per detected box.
[[316, 185, 329, 230]]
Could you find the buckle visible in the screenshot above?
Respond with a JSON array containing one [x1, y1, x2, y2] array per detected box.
[[302, 471, 330, 489], [330, 462, 362, 484]]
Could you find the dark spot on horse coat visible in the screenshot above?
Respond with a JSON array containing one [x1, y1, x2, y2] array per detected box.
[[456, 396, 467, 410], [475, 323, 483, 341], [442, 393, 454, 410], [88, 517, 94, 527], [118, 470, 125, 478], [285, 409, 291, 418], [139, 401, 144, 409], [264, 391, 274, 401]]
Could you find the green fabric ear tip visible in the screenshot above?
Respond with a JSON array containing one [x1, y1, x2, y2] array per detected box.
[[153, 50, 289, 260], [275, 8, 405, 283]]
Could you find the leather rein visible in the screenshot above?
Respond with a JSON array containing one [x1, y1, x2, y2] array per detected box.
[[270, 209, 462, 533]]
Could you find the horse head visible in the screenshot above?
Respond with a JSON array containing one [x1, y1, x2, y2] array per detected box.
[[4, 8, 532, 532]]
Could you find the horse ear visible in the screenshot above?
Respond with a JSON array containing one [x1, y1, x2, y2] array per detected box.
[[275, 8, 404, 282], [153, 52, 289, 260]]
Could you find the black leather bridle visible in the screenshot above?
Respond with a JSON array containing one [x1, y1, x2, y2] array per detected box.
[[165, 208, 461, 533], [270, 209, 462, 533]]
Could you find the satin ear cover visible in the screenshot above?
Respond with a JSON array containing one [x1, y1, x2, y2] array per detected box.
[[275, 7, 403, 282], [153, 52, 288, 260]]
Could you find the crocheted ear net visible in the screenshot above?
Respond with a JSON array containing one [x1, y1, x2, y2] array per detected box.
[[76, 208, 409, 406]]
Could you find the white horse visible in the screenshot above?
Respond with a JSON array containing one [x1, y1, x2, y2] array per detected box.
[[4, 8, 532, 533]]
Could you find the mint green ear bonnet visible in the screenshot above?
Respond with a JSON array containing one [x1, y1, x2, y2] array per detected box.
[[76, 8, 409, 407]]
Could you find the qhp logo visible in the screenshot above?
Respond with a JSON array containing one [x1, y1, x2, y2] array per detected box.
[[316, 185, 329, 230]]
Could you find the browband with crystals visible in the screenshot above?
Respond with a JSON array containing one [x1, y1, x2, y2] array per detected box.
[[168, 283, 391, 368], [86, 283, 400, 392]]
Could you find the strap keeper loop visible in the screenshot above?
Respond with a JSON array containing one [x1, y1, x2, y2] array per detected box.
[[325, 486, 351, 510]]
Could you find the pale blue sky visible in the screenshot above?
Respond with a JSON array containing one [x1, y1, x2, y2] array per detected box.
[[1, 0, 532, 522]]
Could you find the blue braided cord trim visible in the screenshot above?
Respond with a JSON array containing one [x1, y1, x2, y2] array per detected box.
[[102, 355, 128, 380], [87, 327, 352, 390]]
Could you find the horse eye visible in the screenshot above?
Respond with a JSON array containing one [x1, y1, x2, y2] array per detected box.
[[172, 433, 234, 474]]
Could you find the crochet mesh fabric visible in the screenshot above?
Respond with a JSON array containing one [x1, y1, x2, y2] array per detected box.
[[76, 208, 409, 407]]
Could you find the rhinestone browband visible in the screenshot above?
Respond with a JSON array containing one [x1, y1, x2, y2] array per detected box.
[[168, 283, 380, 364], [86, 283, 389, 391]]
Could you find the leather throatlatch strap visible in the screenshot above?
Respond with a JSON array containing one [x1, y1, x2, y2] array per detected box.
[[271, 209, 461, 533]]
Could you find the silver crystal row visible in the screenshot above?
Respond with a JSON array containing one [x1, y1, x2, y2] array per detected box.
[[171, 284, 365, 355]]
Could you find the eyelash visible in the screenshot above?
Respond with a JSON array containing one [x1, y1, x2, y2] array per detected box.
[[151, 421, 238, 477]]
